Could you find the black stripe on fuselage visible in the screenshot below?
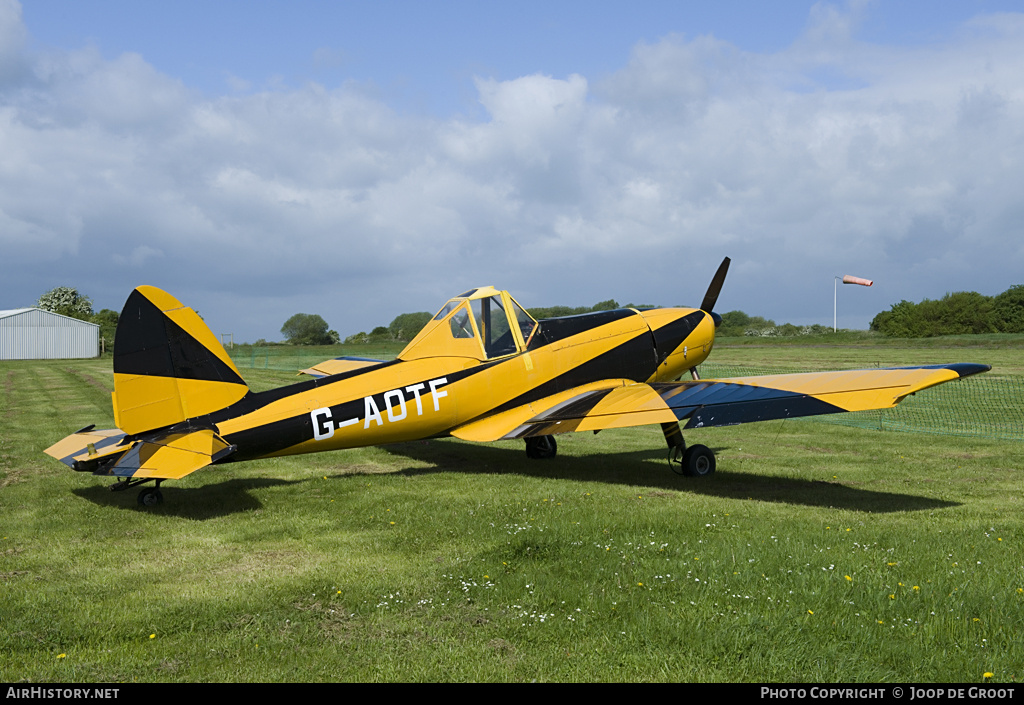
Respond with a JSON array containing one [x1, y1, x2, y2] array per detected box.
[[651, 311, 705, 361], [189, 309, 662, 459], [483, 323, 658, 419], [529, 309, 637, 350], [208, 362, 489, 460]]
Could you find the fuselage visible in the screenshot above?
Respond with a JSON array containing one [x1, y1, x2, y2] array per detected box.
[[203, 303, 717, 461]]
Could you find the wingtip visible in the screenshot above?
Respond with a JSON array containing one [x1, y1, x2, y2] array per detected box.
[[948, 363, 991, 378]]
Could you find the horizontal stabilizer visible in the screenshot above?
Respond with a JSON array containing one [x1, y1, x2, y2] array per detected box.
[[300, 356, 389, 378], [45, 427, 235, 481], [105, 428, 236, 480], [45, 428, 128, 470]]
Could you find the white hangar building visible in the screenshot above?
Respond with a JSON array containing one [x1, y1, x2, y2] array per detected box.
[[0, 308, 100, 360]]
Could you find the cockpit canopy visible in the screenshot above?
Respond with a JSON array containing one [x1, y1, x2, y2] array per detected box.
[[398, 286, 539, 362]]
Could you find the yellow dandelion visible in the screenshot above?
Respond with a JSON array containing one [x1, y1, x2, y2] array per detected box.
[[484, 575, 489, 579], [889, 594, 895, 600], [973, 618, 980, 622], [913, 586, 920, 591], [638, 582, 644, 587], [984, 672, 994, 679], [389, 521, 395, 525], [808, 610, 814, 615], [845, 575, 852, 581], [149, 633, 156, 639], [57, 653, 66, 659], [877, 620, 884, 624]]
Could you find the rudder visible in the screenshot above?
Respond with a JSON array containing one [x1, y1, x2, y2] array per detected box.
[[113, 286, 249, 435]]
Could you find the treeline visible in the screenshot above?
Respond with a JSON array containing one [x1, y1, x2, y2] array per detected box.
[[346, 299, 638, 344], [870, 287, 1024, 337], [717, 311, 831, 338], [349, 299, 824, 344], [337, 285, 1024, 345]]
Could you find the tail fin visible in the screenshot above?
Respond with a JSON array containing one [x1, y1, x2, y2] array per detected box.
[[112, 286, 248, 435]]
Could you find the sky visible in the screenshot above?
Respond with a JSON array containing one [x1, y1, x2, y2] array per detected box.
[[2, 0, 1023, 342]]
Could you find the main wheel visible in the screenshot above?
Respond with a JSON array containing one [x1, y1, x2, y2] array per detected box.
[[137, 487, 164, 506], [525, 435, 557, 459], [681, 444, 715, 477]]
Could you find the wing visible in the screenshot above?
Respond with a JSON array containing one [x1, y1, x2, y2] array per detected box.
[[451, 363, 990, 441], [300, 356, 389, 378], [45, 427, 236, 481]]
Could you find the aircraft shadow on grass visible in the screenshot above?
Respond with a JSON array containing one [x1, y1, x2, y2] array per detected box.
[[69, 433, 959, 518], [72, 478, 297, 519], [377, 438, 962, 514]]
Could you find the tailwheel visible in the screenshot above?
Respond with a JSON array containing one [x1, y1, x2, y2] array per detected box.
[[681, 444, 715, 477], [525, 435, 557, 459], [137, 486, 164, 507]]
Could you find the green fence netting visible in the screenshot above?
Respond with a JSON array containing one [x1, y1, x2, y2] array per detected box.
[[233, 345, 401, 372], [231, 349, 1022, 442]]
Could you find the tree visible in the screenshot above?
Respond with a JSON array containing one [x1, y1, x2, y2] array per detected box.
[[280, 313, 334, 345], [37, 286, 94, 321], [993, 285, 1024, 333], [91, 308, 119, 352], [388, 312, 432, 341]]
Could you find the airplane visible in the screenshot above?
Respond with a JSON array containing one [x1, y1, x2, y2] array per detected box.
[[44, 258, 990, 506]]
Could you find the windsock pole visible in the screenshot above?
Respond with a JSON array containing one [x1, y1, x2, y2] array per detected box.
[[834, 275, 873, 332]]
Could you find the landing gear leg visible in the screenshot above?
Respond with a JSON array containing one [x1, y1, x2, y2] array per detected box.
[[663, 421, 715, 477], [663, 422, 687, 476]]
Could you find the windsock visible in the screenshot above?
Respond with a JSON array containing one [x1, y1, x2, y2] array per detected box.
[[842, 275, 872, 287]]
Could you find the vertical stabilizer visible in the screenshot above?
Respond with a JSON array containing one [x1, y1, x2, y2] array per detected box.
[[113, 286, 248, 435]]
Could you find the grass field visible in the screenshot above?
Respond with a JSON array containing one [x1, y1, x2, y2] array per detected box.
[[1, 340, 1021, 682]]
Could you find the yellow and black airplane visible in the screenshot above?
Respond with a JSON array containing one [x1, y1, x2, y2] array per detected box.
[[45, 258, 989, 506]]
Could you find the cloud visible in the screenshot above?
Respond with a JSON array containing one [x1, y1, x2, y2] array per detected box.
[[0, 0, 26, 84], [2, 0, 1023, 339]]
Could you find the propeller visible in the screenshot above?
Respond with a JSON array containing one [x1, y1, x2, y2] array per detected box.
[[700, 256, 731, 326], [686, 256, 730, 382]]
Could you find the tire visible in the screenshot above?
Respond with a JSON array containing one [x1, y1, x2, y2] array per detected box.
[[681, 444, 715, 477], [137, 487, 164, 506], [525, 435, 557, 459]]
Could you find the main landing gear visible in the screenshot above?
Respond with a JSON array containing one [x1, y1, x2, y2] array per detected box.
[[524, 435, 558, 459], [522, 424, 716, 477], [663, 422, 716, 477]]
